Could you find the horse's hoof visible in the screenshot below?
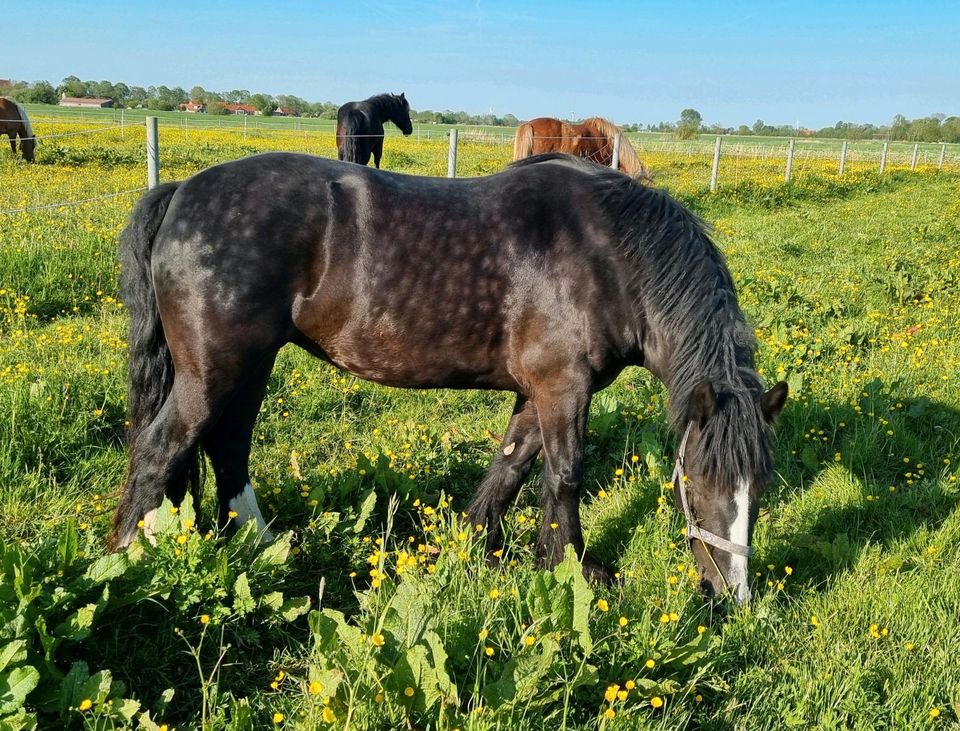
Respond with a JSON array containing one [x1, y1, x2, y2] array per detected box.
[[582, 555, 616, 585]]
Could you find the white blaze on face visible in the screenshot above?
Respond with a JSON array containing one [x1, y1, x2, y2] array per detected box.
[[727, 478, 752, 604], [229, 484, 275, 542]]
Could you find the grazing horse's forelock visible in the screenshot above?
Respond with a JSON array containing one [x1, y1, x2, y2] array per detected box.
[[517, 154, 772, 491]]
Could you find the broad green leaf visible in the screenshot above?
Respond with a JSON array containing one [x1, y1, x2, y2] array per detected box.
[[0, 666, 39, 716], [108, 696, 141, 720], [251, 532, 292, 572], [58, 520, 79, 572], [352, 490, 377, 533], [384, 581, 428, 646], [233, 573, 255, 615], [261, 591, 284, 612], [84, 553, 128, 585], [0, 642, 26, 674], [59, 661, 89, 714], [279, 596, 311, 622], [553, 547, 594, 654]]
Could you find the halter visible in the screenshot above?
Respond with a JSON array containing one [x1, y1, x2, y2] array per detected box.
[[673, 423, 755, 558]]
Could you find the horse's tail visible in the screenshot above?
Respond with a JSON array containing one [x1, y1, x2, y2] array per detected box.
[[585, 117, 652, 181], [113, 182, 197, 544], [513, 122, 534, 161], [339, 112, 364, 163]]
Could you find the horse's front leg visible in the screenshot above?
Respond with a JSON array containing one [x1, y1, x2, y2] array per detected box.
[[535, 377, 613, 583], [372, 138, 384, 168], [8, 136, 15, 157], [467, 395, 542, 555]]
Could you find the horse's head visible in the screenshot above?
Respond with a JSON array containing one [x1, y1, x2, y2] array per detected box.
[[672, 380, 788, 605], [20, 136, 35, 163], [394, 92, 413, 136]]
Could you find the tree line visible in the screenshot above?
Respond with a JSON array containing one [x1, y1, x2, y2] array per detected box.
[[653, 108, 960, 143], [5, 78, 958, 141], [4, 77, 522, 126]]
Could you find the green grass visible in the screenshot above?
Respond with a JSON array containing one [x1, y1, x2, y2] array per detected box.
[[1, 138, 959, 729]]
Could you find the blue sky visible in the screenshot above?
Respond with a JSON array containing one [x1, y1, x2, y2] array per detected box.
[[14, 1, 960, 128]]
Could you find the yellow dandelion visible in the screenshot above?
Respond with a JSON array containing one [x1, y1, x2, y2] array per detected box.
[[524, 635, 536, 647], [309, 680, 323, 695], [273, 712, 284, 723], [78, 698, 92, 712], [322, 706, 336, 723], [618, 616, 629, 627], [404, 687, 415, 697], [651, 696, 664, 709], [596, 598, 609, 612]]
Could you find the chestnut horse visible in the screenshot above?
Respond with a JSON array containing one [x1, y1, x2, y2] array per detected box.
[[514, 117, 649, 180], [111, 152, 787, 603], [0, 98, 35, 162]]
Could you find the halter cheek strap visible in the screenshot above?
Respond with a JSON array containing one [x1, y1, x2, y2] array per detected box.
[[673, 423, 755, 559]]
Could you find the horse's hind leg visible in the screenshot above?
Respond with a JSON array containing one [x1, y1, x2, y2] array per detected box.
[[372, 139, 383, 168], [7, 136, 14, 157], [466, 396, 542, 554], [202, 355, 276, 539], [534, 377, 613, 583], [114, 372, 220, 547]]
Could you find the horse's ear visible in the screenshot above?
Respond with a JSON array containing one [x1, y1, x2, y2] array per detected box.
[[400, 92, 406, 101], [687, 381, 718, 426], [761, 382, 788, 423]]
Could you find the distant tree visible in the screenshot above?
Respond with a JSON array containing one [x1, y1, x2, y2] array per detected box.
[[942, 116, 960, 143], [189, 85, 208, 103], [22, 80, 58, 105], [752, 119, 765, 135], [127, 87, 148, 107], [92, 80, 115, 99], [59, 75, 86, 98], [224, 89, 250, 104], [890, 114, 909, 140], [737, 124, 751, 135], [249, 93, 275, 116], [207, 101, 229, 115], [677, 108, 702, 139]]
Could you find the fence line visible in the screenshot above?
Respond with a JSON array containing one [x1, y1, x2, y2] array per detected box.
[[0, 187, 147, 216], [5, 120, 959, 215]]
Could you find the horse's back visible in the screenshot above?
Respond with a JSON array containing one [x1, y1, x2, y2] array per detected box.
[[151, 153, 635, 390]]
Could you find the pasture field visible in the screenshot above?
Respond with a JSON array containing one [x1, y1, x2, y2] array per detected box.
[[1, 125, 959, 730], [22, 103, 960, 167]]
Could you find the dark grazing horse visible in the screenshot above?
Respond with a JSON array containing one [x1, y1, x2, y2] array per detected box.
[[111, 152, 786, 603], [0, 98, 35, 162], [514, 117, 650, 180], [336, 92, 413, 168]]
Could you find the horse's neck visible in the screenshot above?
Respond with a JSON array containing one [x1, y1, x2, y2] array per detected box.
[[371, 97, 398, 123]]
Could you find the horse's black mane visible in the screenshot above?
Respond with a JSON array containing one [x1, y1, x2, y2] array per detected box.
[[366, 93, 407, 115], [514, 153, 773, 490]]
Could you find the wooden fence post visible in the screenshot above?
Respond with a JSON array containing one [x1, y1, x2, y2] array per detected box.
[[146, 116, 160, 190], [611, 133, 621, 170], [880, 141, 888, 174], [839, 140, 848, 176], [911, 143, 919, 170], [785, 139, 795, 182], [447, 129, 458, 178], [710, 136, 722, 192]]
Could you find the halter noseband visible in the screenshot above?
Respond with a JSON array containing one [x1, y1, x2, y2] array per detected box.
[[673, 423, 755, 558]]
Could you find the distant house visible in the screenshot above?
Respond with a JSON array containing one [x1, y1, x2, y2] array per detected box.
[[59, 95, 114, 108], [182, 101, 207, 113], [223, 103, 258, 115], [273, 107, 299, 117]]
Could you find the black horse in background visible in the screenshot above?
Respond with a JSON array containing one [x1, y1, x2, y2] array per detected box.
[[110, 152, 787, 604], [336, 92, 413, 167]]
